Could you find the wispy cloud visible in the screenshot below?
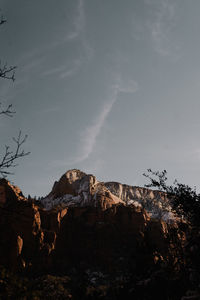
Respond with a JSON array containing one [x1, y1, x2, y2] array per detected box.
[[21, 57, 45, 72], [65, 0, 84, 41], [41, 0, 93, 79], [64, 0, 94, 61], [65, 0, 94, 59], [147, 0, 179, 57], [151, 0, 176, 56], [72, 76, 138, 163], [60, 60, 81, 78], [76, 94, 116, 163], [14, 0, 92, 86], [42, 59, 81, 79], [133, 0, 179, 58]]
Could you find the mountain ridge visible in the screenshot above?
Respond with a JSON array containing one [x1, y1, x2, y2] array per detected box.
[[41, 169, 173, 220], [0, 171, 190, 299]]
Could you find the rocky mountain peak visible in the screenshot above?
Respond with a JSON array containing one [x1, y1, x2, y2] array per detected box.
[[63, 169, 87, 184], [42, 169, 124, 210], [41, 169, 173, 220], [0, 170, 189, 299]]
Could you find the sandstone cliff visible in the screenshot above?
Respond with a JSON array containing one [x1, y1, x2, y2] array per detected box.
[[0, 174, 185, 276], [41, 169, 173, 221], [105, 181, 173, 220], [0, 171, 192, 299], [41, 169, 125, 210]]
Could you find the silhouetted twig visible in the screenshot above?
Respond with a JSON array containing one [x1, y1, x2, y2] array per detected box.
[[0, 11, 30, 177], [0, 131, 30, 177], [0, 14, 6, 25], [0, 61, 16, 81], [0, 103, 15, 117]]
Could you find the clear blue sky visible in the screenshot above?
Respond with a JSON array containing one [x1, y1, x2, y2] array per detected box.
[[1, 0, 200, 197]]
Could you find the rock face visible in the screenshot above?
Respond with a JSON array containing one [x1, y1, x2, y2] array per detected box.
[[105, 181, 173, 220], [0, 178, 26, 206], [41, 169, 125, 210], [0, 174, 186, 277], [41, 169, 173, 220]]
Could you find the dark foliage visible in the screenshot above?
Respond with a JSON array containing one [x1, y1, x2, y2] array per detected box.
[[143, 169, 200, 297], [143, 169, 200, 227]]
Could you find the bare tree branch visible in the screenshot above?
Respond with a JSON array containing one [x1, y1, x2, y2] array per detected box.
[[0, 15, 16, 117], [0, 11, 30, 177], [0, 16, 16, 82], [0, 61, 16, 81], [0, 131, 30, 177], [0, 15, 6, 25], [0, 102, 16, 117]]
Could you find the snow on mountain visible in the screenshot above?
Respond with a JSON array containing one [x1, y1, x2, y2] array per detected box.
[[41, 169, 173, 220], [105, 181, 173, 220], [41, 169, 124, 210]]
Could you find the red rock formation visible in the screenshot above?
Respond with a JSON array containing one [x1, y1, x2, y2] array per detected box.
[[0, 177, 186, 277], [42, 169, 124, 210]]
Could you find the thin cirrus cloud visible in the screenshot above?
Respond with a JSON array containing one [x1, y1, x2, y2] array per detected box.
[[65, 0, 84, 41], [71, 78, 139, 164], [65, 0, 93, 57], [14, 0, 92, 84], [42, 59, 81, 79], [66, 0, 94, 60], [150, 0, 176, 56], [42, 0, 93, 79], [140, 0, 179, 58], [60, 59, 82, 79]]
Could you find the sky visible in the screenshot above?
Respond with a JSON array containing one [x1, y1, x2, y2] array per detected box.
[[1, 0, 200, 197]]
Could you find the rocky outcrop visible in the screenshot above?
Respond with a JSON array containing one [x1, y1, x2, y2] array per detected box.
[[0, 174, 191, 299], [41, 169, 125, 210], [0, 178, 26, 206], [105, 181, 173, 220], [0, 177, 186, 277], [40, 170, 173, 221], [0, 179, 61, 272]]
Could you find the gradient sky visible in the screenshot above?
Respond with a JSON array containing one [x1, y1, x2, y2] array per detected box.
[[1, 0, 200, 197]]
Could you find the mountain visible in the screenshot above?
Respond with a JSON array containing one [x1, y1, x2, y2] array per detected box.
[[41, 169, 172, 220], [105, 181, 173, 220], [0, 172, 184, 273], [41, 169, 125, 210], [0, 171, 193, 299]]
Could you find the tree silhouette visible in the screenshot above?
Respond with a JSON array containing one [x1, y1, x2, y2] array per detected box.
[[143, 169, 200, 227], [0, 14, 30, 177]]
